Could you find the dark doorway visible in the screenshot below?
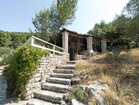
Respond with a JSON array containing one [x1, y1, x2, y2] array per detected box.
[[69, 48, 74, 61]]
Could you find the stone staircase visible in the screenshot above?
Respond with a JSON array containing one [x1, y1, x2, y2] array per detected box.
[[27, 62, 75, 105]]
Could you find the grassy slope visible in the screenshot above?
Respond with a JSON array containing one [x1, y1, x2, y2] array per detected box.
[[74, 48, 139, 105]]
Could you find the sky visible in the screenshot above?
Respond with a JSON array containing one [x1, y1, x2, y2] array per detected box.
[[0, 0, 129, 34]]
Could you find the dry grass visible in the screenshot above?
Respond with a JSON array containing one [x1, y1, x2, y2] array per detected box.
[[88, 96, 101, 105], [74, 48, 139, 104], [98, 74, 113, 86], [103, 89, 128, 105], [75, 60, 92, 71], [74, 60, 92, 76]]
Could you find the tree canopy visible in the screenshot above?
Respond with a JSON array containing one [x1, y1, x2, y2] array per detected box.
[[87, 0, 139, 49], [32, 8, 51, 41], [32, 0, 78, 44], [123, 0, 139, 40], [0, 30, 32, 49]]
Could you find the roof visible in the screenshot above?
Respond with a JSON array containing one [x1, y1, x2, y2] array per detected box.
[[59, 28, 104, 39]]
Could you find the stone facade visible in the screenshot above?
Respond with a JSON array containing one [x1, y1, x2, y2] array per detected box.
[[24, 54, 69, 100], [101, 39, 107, 53], [62, 32, 69, 53], [87, 37, 93, 56]]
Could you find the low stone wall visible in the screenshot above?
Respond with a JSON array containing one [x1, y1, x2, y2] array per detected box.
[[75, 55, 89, 60], [75, 52, 100, 60], [7, 54, 69, 100]]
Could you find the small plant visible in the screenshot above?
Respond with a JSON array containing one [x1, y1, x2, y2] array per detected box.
[[106, 47, 121, 60], [83, 69, 91, 80], [111, 83, 133, 98], [0, 53, 14, 66], [68, 87, 86, 102], [68, 87, 98, 104]]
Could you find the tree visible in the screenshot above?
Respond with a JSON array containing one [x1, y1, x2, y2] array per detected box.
[[87, 22, 105, 37], [112, 14, 131, 37], [0, 30, 11, 47], [124, 0, 139, 46], [124, 0, 139, 37], [50, 0, 78, 44], [32, 8, 51, 41], [99, 20, 106, 29], [124, 0, 139, 17], [32, 0, 78, 44]]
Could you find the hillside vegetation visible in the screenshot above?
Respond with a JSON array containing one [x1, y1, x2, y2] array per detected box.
[[74, 48, 139, 105]]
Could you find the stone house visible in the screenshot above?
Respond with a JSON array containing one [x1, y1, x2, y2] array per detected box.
[[56, 28, 107, 61]]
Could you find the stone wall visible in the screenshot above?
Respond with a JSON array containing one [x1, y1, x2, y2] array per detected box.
[[75, 55, 89, 60], [23, 54, 69, 100]]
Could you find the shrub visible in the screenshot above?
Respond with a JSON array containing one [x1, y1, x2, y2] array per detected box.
[[0, 53, 14, 66], [0, 47, 14, 55], [0, 47, 14, 66], [69, 87, 100, 104], [68, 87, 86, 102], [5, 45, 50, 101]]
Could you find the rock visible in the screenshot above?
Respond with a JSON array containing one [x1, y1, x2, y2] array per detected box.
[[71, 77, 80, 85], [82, 81, 109, 105], [74, 71, 82, 76], [71, 99, 87, 105]]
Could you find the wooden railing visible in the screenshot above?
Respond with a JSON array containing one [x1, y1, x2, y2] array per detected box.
[[24, 36, 65, 55]]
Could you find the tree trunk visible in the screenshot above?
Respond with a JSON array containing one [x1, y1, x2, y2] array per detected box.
[[135, 37, 139, 47]]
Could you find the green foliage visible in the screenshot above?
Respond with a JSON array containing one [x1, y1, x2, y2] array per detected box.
[[111, 83, 133, 98], [0, 30, 11, 47], [87, 15, 132, 49], [0, 30, 32, 49], [5, 45, 50, 100], [32, 8, 51, 41], [106, 47, 121, 60], [0, 54, 13, 66], [83, 69, 91, 80], [68, 87, 94, 103], [0, 47, 14, 66], [87, 0, 139, 49], [124, 0, 139, 17], [0, 47, 14, 55], [87, 21, 106, 37], [113, 15, 131, 35], [33, 0, 78, 44], [68, 87, 86, 102], [123, 0, 139, 45]]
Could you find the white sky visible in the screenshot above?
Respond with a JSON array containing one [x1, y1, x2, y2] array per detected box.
[[0, 0, 129, 33], [66, 0, 129, 34]]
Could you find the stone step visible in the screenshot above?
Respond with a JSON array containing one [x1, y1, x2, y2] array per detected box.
[[47, 77, 71, 85], [42, 83, 70, 93], [34, 90, 64, 104], [56, 65, 75, 69], [67, 61, 77, 64], [27, 98, 59, 105], [50, 73, 73, 79], [53, 69, 74, 74]]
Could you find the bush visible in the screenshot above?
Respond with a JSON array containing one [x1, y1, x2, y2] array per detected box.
[[0, 47, 14, 55], [0, 53, 14, 66], [0, 47, 14, 66], [4, 45, 50, 101], [68, 87, 86, 102], [69, 87, 100, 104]]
